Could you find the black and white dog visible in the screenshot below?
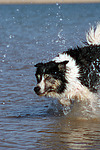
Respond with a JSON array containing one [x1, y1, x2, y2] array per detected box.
[[34, 23, 100, 111]]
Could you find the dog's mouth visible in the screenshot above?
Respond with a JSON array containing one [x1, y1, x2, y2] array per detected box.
[[34, 86, 55, 96]]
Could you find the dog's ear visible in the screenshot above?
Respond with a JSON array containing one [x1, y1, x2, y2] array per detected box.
[[34, 63, 44, 68], [58, 61, 69, 71]]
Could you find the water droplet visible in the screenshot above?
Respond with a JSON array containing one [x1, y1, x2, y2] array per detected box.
[[16, 9, 19, 12], [9, 35, 14, 39], [7, 45, 10, 48], [55, 40, 59, 43], [36, 41, 38, 44], [9, 35, 12, 39], [62, 40, 65, 45], [0, 70, 3, 72], [3, 54, 6, 58], [2, 60, 4, 62], [60, 18, 63, 21], [59, 5, 61, 9]]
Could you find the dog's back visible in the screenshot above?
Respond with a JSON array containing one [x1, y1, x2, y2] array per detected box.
[[62, 45, 100, 92]]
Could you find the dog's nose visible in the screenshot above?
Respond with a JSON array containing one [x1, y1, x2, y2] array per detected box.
[[34, 86, 41, 95]]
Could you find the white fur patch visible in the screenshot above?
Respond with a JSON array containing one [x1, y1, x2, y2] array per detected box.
[[37, 76, 45, 94], [53, 53, 80, 81], [86, 23, 100, 45]]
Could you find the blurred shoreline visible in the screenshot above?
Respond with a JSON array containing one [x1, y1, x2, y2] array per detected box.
[[0, 0, 100, 4]]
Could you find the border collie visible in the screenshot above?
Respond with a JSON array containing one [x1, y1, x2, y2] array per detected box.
[[34, 23, 100, 112]]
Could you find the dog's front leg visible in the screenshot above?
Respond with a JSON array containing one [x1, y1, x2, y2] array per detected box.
[[59, 98, 71, 106], [59, 98, 72, 115]]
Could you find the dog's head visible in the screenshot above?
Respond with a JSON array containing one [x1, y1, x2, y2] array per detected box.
[[34, 61, 68, 98]]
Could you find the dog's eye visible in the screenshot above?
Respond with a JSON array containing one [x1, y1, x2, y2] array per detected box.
[[37, 74, 41, 82], [51, 71, 57, 76], [54, 71, 57, 75]]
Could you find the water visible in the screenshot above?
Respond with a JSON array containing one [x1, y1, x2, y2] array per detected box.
[[0, 4, 100, 149]]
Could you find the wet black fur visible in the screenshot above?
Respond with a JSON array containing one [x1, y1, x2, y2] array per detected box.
[[35, 61, 68, 94], [63, 45, 100, 92]]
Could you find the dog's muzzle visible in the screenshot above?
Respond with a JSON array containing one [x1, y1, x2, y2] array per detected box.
[[34, 86, 41, 95]]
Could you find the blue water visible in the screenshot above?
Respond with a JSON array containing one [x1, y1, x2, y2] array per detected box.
[[0, 4, 100, 149]]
